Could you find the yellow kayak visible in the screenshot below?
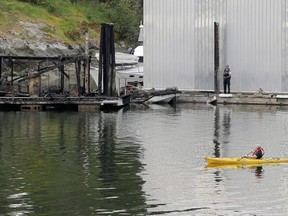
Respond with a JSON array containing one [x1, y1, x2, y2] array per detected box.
[[205, 157, 288, 165]]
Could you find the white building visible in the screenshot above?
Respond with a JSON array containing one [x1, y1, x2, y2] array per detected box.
[[143, 0, 288, 93]]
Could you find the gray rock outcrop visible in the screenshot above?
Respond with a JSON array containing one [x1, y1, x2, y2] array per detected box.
[[0, 21, 83, 57]]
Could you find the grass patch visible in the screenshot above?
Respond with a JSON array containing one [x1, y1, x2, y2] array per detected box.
[[0, 0, 141, 46]]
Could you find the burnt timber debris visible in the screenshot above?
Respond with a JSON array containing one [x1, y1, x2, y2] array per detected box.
[[0, 23, 129, 111]]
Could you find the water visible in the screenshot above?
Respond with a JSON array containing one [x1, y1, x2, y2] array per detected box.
[[0, 104, 288, 215]]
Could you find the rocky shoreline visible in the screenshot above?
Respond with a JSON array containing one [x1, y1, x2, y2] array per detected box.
[[0, 21, 86, 57]]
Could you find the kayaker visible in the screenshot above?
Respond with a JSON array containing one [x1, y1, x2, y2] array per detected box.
[[244, 145, 265, 159]]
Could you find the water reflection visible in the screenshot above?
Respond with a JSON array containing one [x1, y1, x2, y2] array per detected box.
[[250, 166, 264, 179], [212, 106, 220, 157], [212, 105, 232, 157], [206, 164, 265, 180], [0, 104, 287, 215], [222, 108, 231, 143], [0, 111, 147, 215], [91, 111, 147, 215]]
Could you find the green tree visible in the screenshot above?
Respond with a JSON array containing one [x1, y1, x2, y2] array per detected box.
[[107, 2, 141, 43]]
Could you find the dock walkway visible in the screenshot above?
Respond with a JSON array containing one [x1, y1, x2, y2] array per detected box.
[[177, 91, 288, 106], [0, 95, 130, 111]]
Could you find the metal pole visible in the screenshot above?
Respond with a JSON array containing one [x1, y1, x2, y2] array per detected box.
[[214, 22, 220, 94]]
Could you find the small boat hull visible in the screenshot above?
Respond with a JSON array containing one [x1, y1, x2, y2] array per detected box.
[[207, 96, 217, 105], [144, 94, 176, 104], [205, 157, 288, 165]]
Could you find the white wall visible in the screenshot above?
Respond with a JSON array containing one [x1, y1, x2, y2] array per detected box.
[[144, 0, 288, 92]]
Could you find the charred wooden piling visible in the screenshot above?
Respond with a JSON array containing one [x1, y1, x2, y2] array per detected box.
[[97, 23, 130, 109]]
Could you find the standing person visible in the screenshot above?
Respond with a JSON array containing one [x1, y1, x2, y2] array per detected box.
[[223, 65, 232, 94]]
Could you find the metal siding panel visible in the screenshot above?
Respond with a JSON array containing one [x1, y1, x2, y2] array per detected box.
[[168, 0, 194, 90], [156, 0, 163, 88], [143, 0, 152, 88], [195, 0, 201, 89], [171, 0, 179, 88], [168, 0, 177, 89], [270, 0, 280, 91], [282, 0, 288, 91], [219, 0, 227, 79], [144, 0, 198, 90], [194, 0, 200, 89], [182, 0, 195, 89], [177, 1, 184, 89], [144, 0, 162, 89], [144, 0, 286, 92], [185, 0, 196, 90], [165, 0, 174, 88], [276, 0, 283, 91], [195, 0, 213, 90], [190, 0, 196, 89], [157, 0, 166, 88], [225, 0, 282, 92]]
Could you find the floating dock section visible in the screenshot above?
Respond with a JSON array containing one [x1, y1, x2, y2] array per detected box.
[[177, 91, 288, 106]]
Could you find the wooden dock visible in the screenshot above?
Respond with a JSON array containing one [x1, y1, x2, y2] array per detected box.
[[177, 91, 288, 106], [0, 24, 130, 111], [0, 95, 130, 111], [0, 53, 129, 111]]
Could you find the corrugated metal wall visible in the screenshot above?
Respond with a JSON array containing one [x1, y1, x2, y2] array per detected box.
[[144, 0, 192, 90], [144, 0, 288, 92]]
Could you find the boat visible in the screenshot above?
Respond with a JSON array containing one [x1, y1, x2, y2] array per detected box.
[[207, 96, 217, 105], [141, 88, 178, 104], [205, 157, 288, 165], [91, 50, 143, 93], [144, 93, 176, 104], [116, 46, 143, 88]]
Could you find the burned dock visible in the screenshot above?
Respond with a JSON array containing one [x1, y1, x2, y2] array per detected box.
[[0, 23, 129, 111]]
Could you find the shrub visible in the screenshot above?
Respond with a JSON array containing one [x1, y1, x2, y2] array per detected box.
[[64, 29, 81, 41], [19, 0, 48, 5]]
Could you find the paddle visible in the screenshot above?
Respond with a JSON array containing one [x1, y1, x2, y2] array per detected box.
[[242, 150, 254, 158]]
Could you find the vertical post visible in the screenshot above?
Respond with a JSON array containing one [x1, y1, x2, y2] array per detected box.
[[59, 57, 64, 92], [103, 24, 110, 96], [110, 25, 116, 96], [75, 59, 81, 96], [98, 27, 104, 95], [10, 58, 14, 85], [0, 57, 2, 83], [84, 30, 90, 94], [98, 23, 116, 97], [82, 59, 86, 92], [85, 56, 91, 94], [214, 22, 220, 94]]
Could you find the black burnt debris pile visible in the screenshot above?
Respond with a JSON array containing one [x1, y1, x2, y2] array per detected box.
[[0, 21, 98, 98], [0, 55, 91, 98]]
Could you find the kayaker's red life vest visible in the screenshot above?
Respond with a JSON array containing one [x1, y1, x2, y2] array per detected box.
[[252, 147, 265, 159]]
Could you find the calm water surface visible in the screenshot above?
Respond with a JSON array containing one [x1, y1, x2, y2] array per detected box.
[[0, 104, 288, 215]]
